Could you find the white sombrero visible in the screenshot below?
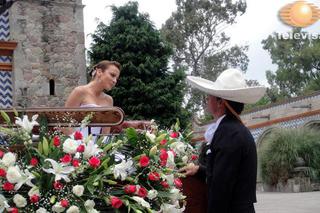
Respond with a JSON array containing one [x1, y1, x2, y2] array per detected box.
[[186, 68, 266, 104]]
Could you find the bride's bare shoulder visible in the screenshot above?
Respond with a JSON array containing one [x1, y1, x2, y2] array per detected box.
[[102, 93, 113, 106], [72, 85, 88, 95]]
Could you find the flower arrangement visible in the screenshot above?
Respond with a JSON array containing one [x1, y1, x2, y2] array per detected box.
[[0, 111, 197, 212]]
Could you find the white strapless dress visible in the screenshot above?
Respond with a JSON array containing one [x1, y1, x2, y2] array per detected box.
[[79, 104, 124, 160], [78, 104, 103, 142]]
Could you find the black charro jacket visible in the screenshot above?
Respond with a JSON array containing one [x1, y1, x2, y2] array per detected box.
[[206, 115, 257, 213]]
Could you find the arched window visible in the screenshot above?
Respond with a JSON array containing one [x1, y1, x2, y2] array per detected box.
[[49, 79, 55, 96]]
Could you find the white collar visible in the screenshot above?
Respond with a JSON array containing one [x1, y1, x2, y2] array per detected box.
[[204, 115, 226, 145]]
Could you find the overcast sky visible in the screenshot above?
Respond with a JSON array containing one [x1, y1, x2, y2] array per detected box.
[[82, 0, 320, 86]]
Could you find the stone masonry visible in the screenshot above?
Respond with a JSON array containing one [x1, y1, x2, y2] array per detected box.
[[10, 0, 86, 107]]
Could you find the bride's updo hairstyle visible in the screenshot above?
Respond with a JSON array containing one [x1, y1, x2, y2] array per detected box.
[[89, 60, 121, 79]]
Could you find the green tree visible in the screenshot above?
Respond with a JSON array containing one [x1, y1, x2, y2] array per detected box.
[[262, 28, 320, 102], [89, 2, 190, 128], [161, 0, 249, 112]]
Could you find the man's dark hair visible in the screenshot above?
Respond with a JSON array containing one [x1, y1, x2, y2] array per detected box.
[[217, 97, 244, 117], [226, 100, 244, 116]]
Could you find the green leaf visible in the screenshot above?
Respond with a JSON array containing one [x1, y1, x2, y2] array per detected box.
[[31, 171, 41, 179], [103, 179, 117, 185], [37, 141, 43, 154], [0, 110, 11, 125], [86, 177, 95, 194], [96, 136, 104, 146], [155, 133, 167, 143], [174, 119, 180, 131], [13, 108, 19, 117], [50, 195, 56, 204], [103, 143, 113, 152], [101, 157, 110, 169], [126, 128, 138, 142], [42, 137, 49, 156]]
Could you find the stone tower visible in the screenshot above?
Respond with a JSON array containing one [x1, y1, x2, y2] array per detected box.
[[0, 0, 86, 108]]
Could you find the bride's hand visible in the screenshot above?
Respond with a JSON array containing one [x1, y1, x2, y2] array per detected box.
[[179, 163, 199, 176]]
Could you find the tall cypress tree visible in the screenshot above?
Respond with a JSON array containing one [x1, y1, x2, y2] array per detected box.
[[89, 1, 190, 128]]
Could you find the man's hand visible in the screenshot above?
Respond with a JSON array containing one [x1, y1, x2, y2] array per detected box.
[[179, 163, 200, 176]]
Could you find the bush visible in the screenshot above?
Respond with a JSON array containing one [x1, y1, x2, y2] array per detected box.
[[259, 127, 320, 185]]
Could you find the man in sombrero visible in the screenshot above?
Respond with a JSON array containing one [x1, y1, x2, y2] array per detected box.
[[180, 68, 266, 213]]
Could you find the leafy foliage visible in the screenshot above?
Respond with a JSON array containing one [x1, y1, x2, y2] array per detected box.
[[161, 0, 249, 112], [262, 28, 320, 101], [259, 127, 320, 186], [89, 2, 190, 128]]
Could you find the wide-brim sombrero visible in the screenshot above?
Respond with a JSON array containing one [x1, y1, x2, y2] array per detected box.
[[186, 69, 267, 104]]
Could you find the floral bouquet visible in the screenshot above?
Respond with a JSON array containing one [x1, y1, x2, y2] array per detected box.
[[0, 111, 197, 212]]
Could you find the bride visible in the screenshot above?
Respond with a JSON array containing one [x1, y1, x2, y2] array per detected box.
[[65, 60, 121, 138]]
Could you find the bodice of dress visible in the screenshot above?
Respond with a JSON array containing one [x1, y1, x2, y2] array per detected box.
[[78, 104, 102, 140]]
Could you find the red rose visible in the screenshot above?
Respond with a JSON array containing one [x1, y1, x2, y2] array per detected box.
[[160, 159, 167, 167], [137, 187, 148, 198], [72, 159, 80, 167], [53, 135, 60, 147], [161, 181, 169, 189], [60, 199, 69, 208], [53, 181, 63, 190], [0, 150, 4, 158], [170, 132, 179, 138], [124, 185, 136, 194], [139, 155, 150, 167], [191, 155, 198, 160], [30, 194, 40, 203], [148, 172, 160, 181], [160, 139, 167, 145], [3, 182, 14, 191], [110, 196, 123, 209], [0, 168, 6, 177], [88, 157, 101, 168], [60, 154, 72, 164], [76, 145, 85, 152], [30, 157, 39, 166], [9, 208, 18, 213], [174, 178, 183, 188], [159, 149, 168, 161], [74, 131, 83, 140]]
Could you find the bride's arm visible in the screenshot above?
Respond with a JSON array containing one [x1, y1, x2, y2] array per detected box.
[[65, 87, 84, 107]]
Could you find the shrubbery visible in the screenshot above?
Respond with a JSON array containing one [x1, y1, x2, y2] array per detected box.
[[259, 127, 320, 185]]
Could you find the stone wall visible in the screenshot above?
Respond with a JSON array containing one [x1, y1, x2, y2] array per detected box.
[[242, 91, 320, 127], [10, 0, 86, 107]]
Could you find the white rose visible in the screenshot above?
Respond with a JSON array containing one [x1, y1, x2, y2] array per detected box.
[[164, 174, 174, 185], [146, 131, 156, 143], [36, 208, 49, 213], [84, 200, 95, 210], [166, 151, 175, 169], [52, 203, 65, 213], [72, 185, 84, 197], [147, 189, 158, 200], [170, 142, 186, 156], [170, 188, 186, 202], [2, 152, 16, 167], [13, 194, 27, 208], [66, 206, 80, 213], [6, 166, 22, 183], [182, 156, 188, 164], [63, 138, 79, 154]]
